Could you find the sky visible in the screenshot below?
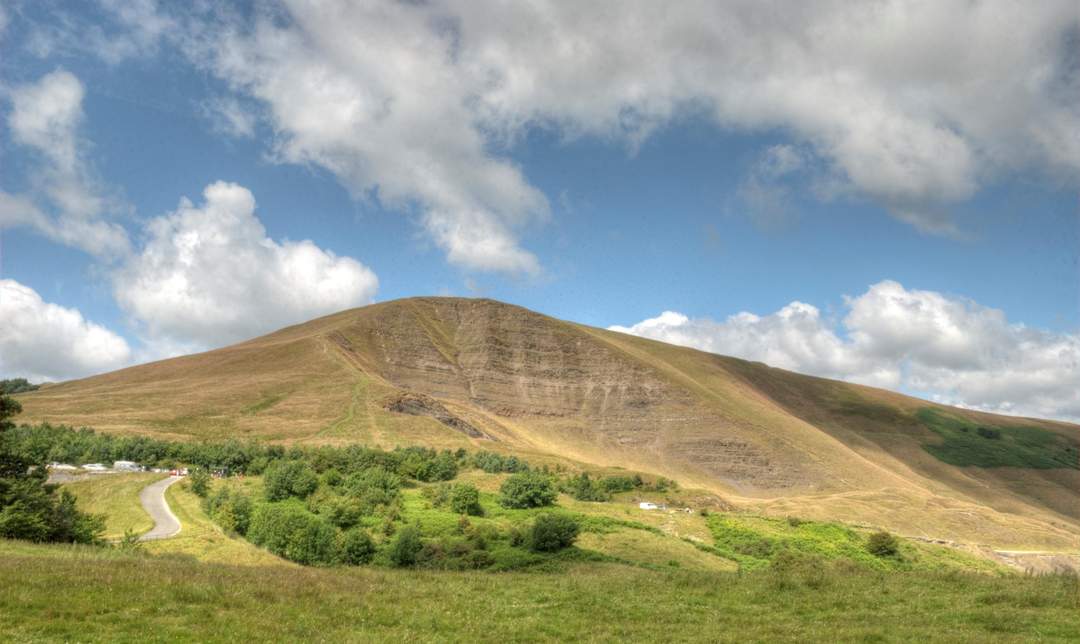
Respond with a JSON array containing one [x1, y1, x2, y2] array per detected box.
[[0, 1, 1078, 421]]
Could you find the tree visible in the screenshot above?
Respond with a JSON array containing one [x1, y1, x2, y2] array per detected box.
[[389, 525, 423, 567], [0, 394, 104, 544], [247, 502, 337, 565], [189, 468, 211, 497], [263, 460, 319, 501], [528, 513, 579, 552], [499, 471, 557, 509], [449, 483, 483, 516], [867, 531, 900, 557], [338, 528, 375, 565]]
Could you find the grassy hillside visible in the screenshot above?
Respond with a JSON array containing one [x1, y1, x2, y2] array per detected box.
[[62, 473, 163, 540], [2, 540, 1078, 642], [16, 297, 1080, 551]]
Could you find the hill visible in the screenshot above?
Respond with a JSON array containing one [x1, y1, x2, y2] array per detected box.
[[15, 297, 1080, 550]]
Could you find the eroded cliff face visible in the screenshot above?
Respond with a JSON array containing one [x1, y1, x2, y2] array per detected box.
[[329, 298, 810, 491]]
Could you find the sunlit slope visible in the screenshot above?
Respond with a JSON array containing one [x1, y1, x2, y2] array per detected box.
[[17, 297, 1080, 548]]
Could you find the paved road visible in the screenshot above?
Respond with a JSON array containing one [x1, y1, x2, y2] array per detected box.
[[138, 476, 183, 541]]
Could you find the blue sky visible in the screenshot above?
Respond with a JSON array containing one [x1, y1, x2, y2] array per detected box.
[[1, 1, 1078, 420]]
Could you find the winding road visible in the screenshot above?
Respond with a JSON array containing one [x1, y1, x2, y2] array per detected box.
[[138, 475, 183, 541]]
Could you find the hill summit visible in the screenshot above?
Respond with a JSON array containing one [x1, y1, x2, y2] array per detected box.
[[17, 297, 1080, 549]]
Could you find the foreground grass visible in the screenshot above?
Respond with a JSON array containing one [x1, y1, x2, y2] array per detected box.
[[62, 473, 164, 540], [1, 540, 1077, 643]]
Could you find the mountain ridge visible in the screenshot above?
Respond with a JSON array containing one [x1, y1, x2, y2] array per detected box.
[[16, 296, 1080, 550]]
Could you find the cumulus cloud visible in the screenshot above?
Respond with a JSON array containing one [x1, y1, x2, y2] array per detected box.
[[2, 70, 130, 258], [611, 281, 1080, 422], [113, 181, 379, 352], [0, 279, 132, 382], [174, 1, 1077, 261]]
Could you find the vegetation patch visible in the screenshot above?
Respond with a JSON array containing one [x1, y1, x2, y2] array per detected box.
[[706, 513, 1002, 574], [918, 408, 1080, 469]]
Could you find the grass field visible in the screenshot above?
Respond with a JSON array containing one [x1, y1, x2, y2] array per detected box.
[[62, 473, 164, 540], [1, 540, 1077, 642]]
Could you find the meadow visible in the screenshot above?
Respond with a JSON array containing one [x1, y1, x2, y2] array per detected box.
[[1, 539, 1078, 642]]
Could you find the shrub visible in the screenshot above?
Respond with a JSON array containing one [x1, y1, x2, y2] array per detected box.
[[449, 483, 483, 516], [189, 468, 211, 498], [499, 471, 557, 509], [247, 502, 337, 565], [206, 487, 253, 535], [867, 530, 900, 557], [599, 475, 640, 494], [338, 528, 376, 565], [528, 513, 579, 552], [563, 473, 610, 502], [389, 525, 424, 567], [117, 528, 143, 552], [263, 460, 319, 501], [976, 426, 1002, 440]]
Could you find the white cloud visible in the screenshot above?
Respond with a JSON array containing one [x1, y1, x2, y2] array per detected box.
[[611, 281, 1080, 422], [0, 279, 132, 382], [143, 0, 1074, 270], [113, 181, 379, 352], [3, 70, 130, 258]]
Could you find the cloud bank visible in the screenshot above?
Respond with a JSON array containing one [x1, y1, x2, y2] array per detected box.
[[154, 0, 1078, 269], [0, 279, 132, 382], [611, 281, 1080, 421]]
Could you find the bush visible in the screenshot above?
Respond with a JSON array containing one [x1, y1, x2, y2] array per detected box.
[[867, 531, 900, 557], [449, 483, 483, 516], [189, 468, 211, 498], [263, 460, 319, 501], [976, 426, 1002, 440], [528, 513, 579, 552], [247, 502, 337, 565], [338, 528, 376, 565], [563, 473, 610, 502], [499, 471, 557, 509], [389, 525, 424, 567], [206, 487, 253, 535]]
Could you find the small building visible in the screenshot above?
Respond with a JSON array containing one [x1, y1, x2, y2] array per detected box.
[[639, 502, 659, 510], [113, 461, 141, 472], [48, 463, 78, 471], [82, 463, 108, 472]]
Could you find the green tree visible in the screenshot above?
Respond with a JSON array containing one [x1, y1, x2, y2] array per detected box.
[[449, 483, 483, 516], [263, 460, 319, 501], [338, 528, 375, 565], [0, 394, 104, 544], [867, 531, 900, 557], [389, 524, 423, 567], [499, 471, 557, 509], [189, 468, 211, 497], [528, 513, 579, 552], [247, 502, 337, 565]]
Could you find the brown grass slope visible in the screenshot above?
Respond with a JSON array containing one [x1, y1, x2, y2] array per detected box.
[[17, 297, 1080, 549]]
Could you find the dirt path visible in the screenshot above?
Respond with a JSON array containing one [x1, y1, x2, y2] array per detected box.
[[138, 476, 183, 541]]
